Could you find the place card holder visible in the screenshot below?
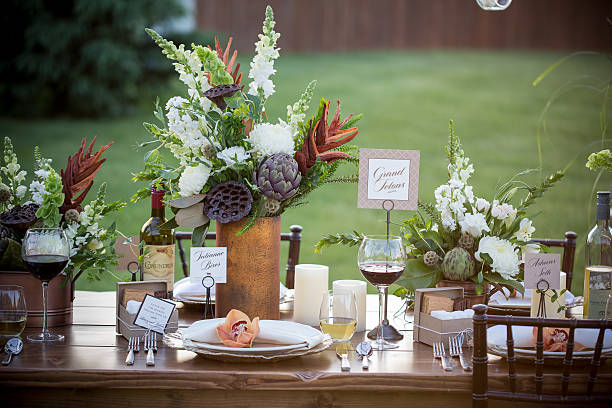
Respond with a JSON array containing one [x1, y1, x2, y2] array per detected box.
[[413, 287, 472, 348], [116, 280, 179, 341]]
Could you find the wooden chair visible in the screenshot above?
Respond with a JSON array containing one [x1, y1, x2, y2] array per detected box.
[[472, 304, 612, 407], [532, 231, 577, 291], [175, 225, 303, 288]]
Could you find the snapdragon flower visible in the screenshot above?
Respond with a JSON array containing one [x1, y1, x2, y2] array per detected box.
[[248, 6, 280, 99]]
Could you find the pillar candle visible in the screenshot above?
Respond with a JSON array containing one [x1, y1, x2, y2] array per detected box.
[[293, 264, 329, 326], [530, 272, 566, 318], [333, 280, 367, 332]]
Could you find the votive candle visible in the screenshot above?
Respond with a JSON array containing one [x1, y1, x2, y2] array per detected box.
[[293, 264, 329, 326], [333, 280, 367, 332]]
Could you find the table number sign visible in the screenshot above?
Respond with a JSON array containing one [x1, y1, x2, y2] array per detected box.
[[524, 253, 561, 290], [190, 247, 227, 284], [358, 148, 420, 210], [133, 294, 176, 334]]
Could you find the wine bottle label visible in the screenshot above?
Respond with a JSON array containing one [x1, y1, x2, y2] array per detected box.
[[142, 244, 175, 291], [585, 267, 612, 319]]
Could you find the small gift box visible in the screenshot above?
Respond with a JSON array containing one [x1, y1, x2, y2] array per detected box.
[[413, 287, 472, 347], [116, 280, 179, 340]]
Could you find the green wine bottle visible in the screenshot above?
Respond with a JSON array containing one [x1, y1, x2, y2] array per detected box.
[[140, 187, 175, 296]]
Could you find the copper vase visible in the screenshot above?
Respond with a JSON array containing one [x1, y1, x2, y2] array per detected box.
[[215, 216, 281, 320]]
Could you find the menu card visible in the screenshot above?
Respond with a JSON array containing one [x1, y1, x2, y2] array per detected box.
[[133, 294, 176, 334], [189, 247, 227, 284], [524, 253, 561, 290]]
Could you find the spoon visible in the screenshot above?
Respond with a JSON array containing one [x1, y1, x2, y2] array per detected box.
[[2, 337, 23, 366], [356, 341, 373, 370]]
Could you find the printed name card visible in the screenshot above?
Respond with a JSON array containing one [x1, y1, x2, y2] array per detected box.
[[133, 294, 176, 334], [190, 247, 227, 284], [358, 148, 420, 210], [524, 253, 561, 290]]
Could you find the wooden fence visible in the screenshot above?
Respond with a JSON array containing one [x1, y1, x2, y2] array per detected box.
[[195, 0, 612, 52]]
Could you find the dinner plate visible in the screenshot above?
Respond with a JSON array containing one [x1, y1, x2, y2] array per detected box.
[[188, 339, 306, 353]]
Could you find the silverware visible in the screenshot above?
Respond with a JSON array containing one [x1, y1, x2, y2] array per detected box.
[[335, 343, 351, 372], [144, 332, 155, 366], [152, 333, 158, 353], [433, 342, 452, 371], [355, 341, 373, 370], [450, 336, 472, 371], [2, 337, 23, 366], [125, 337, 136, 365]]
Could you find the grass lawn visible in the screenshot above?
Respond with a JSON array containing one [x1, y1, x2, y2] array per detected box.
[[2, 50, 610, 295]]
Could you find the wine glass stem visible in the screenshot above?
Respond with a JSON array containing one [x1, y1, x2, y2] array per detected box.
[[41, 281, 49, 338], [377, 286, 385, 347]]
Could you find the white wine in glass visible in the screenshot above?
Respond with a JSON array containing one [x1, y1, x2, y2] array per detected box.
[[319, 291, 357, 343]]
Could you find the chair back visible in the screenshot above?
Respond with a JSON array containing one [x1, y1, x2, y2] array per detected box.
[[533, 231, 577, 291], [175, 225, 303, 288], [472, 304, 612, 407]]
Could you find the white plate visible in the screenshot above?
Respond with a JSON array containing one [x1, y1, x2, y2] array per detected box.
[[188, 340, 306, 353]]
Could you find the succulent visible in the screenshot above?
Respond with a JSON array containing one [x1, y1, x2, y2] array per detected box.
[[203, 181, 252, 223], [458, 231, 474, 249], [64, 208, 80, 224], [441, 247, 475, 281], [0, 203, 39, 231], [423, 251, 439, 267], [264, 198, 281, 215], [256, 153, 302, 201], [0, 183, 11, 203]]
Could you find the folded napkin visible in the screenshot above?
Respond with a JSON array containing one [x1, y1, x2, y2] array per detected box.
[[430, 309, 474, 320], [183, 318, 324, 349], [488, 324, 612, 349], [488, 284, 575, 306], [125, 300, 142, 314], [174, 277, 288, 300]]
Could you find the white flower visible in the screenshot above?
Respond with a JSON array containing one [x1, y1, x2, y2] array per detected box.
[[459, 212, 490, 238], [247, 123, 295, 156], [87, 239, 104, 251], [15, 185, 26, 198], [491, 200, 516, 225], [248, 7, 280, 99], [515, 218, 535, 242], [434, 185, 451, 201], [520, 243, 541, 263], [474, 198, 490, 213], [178, 163, 211, 197], [475, 236, 520, 280], [217, 146, 250, 167]]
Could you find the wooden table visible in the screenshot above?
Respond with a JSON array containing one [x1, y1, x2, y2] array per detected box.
[[1, 292, 610, 408]]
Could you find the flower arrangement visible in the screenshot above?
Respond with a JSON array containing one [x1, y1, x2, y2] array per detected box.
[[132, 5, 361, 243], [317, 121, 564, 298], [0, 137, 125, 281]]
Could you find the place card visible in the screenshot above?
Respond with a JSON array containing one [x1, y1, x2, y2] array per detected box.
[[133, 294, 176, 334], [358, 148, 420, 210], [190, 247, 227, 284], [524, 253, 561, 290]]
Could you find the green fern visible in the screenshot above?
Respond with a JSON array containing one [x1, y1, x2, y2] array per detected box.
[[315, 231, 365, 253]]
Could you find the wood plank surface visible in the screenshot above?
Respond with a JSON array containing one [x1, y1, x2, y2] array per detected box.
[[1, 291, 611, 408]]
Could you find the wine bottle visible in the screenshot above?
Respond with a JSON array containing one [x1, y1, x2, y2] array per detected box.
[[584, 191, 612, 319], [140, 187, 175, 296]]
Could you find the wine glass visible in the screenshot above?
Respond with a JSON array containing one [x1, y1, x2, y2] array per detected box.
[[358, 235, 406, 350], [21, 228, 70, 342], [319, 290, 358, 343], [0, 285, 27, 345]]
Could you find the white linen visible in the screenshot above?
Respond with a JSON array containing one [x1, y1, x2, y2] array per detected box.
[[183, 318, 324, 349], [488, 284, 575, 306], [126, 300, 142, 314], [430, 309, 475, 320], [174, 277, 288, 300], [487, 324, 612, 349]]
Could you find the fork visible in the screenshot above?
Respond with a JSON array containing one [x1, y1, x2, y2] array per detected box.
[[433, 342, 453, 371], [449, 336, 472, 371], [125, 337, 136, 365], [152, 333, 158, 354], [144, 332, 155, 366]]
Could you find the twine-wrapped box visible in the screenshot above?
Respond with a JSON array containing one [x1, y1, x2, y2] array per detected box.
[[116, 280, 179, 340], [413, 287, 472, 347]]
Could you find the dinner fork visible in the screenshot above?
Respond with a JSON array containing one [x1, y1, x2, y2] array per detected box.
[[125, 337, 136, 365], [433, 342, 452, 371], [449, 336, 472, 371], [144, 332, 155, 366]]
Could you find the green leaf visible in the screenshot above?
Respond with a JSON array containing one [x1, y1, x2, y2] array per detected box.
[[159, 217, 179, 230], [192, 222, 210, 247], [394, 259, 441, 292], [159, 168, 179, 180], [484, 272, 524, 295], [480, 252, 493, 265]]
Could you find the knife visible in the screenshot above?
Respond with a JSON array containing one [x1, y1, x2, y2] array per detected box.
[[335, 344, 351, 372]]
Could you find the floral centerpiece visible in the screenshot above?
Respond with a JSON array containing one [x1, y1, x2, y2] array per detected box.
[[132, 5, 360, 319], [317, 121, 563, 305], [0, 136, 125, 283]]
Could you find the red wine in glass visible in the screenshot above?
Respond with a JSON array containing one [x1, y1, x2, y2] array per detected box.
[[359, 263, 405, 286], [23, 255, 69, 282]]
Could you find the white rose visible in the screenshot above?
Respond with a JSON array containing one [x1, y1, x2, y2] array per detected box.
[[474, 198, 490, 213], [475, 236, 520, 280], [459, 212, 490, 238], [514, 218, 535, 242], [247, 123, 295, 157], [178, 163, 211, 197]]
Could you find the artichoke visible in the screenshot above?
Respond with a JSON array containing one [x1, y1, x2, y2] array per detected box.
[[256, 153, 302, 201], [441, 247, 475, 281]]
